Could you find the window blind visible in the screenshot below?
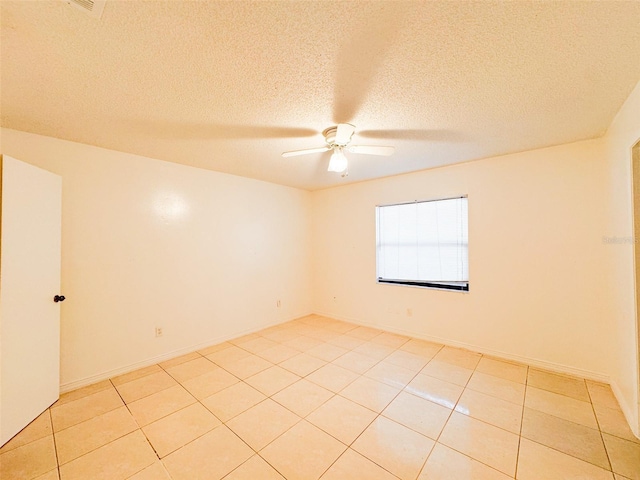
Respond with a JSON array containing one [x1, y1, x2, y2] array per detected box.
[[376, 197, 469, 290]]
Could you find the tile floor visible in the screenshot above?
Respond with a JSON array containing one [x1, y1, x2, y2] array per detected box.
[[1, 315, 639, 480]]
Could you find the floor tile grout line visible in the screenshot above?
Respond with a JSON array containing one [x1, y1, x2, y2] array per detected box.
[[52, 382, 119, 412], [415, 349, 523, 479], [233, 412, 304, 475], [206, 357, 271, 380], [514, 364, 529, 480], [145, 419, 221, 462], [157, 350, 205, 371], [289, 433, 349, 480], [109, 376, 165, 465], [425, 442, 518, 480], [125, 387, 199, 423], [453, 380, 525, 409], [518, 436, 618, 476], [526, 382, 598, 405], [159, 357, 226, 385], [0, 419, 55, 457], [136, 397, 207, 431], [460, 362, 529, 406], [140, 368, 232, 464], [110, 366, 165, 388], [520, 404, 606, 435], [54, 425, 142, 469], [48, 408, 62, 476], [114, 377, 180, 405], [52, 428, 153, 475], [435, 411, 524, 453], [122, 459, 166, 480], [316, 443, 400, 480], [319, 406, 403, 480], [112, 375, 162, 413], [24, 385, 126, 466], [225, 397, 304, 452], [585, 377, 616, 473], [52, 381, 148, 470], [51, 397, 125, 435], [266, 383, 334, 419], [149, 386, 269, 478], [52, 381, 113, 409], [218, 449, 278, 480]]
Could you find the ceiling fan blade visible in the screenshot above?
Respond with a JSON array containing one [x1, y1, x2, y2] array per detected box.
[[358, 129, 466, 142], [348, 145, 395, 156], [334, 123, 356, 145], [282, 146, 331, 158], [332, 5, 409, 124], [122, 120, 318, 140]]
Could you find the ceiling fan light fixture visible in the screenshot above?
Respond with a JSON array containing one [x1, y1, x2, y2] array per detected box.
[[327, 147, 348, 173], [282, 124, 395, 175]]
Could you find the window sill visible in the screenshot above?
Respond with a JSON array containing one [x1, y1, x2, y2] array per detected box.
[[377, 279, 469, 292]]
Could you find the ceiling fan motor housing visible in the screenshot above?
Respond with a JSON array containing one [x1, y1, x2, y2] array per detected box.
[[323, 124, 354, 146], [322, 126, 339, 145]]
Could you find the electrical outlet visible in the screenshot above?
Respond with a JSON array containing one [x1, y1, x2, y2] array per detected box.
[[276, 300, 281, 308], [155, 327, 163, 337]]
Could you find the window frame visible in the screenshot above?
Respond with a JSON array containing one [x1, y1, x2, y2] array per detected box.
[[375, 195, 469, 292]]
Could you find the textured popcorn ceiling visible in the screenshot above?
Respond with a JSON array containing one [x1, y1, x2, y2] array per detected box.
[[1, 1, 639, 190]]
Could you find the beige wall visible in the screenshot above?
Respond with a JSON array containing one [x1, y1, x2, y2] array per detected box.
[[603, 79, 640, 436], [0, 128, 313, 390], [312, 139, 611, 381]]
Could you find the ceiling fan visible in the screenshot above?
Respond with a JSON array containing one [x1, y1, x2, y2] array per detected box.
[[281, 123, 394, 176]]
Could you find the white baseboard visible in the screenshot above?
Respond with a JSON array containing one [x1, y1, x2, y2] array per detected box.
[[314, 310, 611, 383], [59, 313, 312, 393]]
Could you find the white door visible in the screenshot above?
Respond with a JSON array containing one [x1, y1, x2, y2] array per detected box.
[[0, 155, 62, 446]]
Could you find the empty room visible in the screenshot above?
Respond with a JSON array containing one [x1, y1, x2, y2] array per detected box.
[[1, 1, 639, 479]]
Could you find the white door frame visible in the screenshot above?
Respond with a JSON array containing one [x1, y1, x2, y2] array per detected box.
[[630, 139, 640, 438]]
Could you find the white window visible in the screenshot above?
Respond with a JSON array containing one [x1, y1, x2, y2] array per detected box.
[[376, 196, 469, 291]]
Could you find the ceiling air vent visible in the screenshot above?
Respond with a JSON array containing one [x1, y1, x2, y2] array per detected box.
[[65, 0, 106, 19]]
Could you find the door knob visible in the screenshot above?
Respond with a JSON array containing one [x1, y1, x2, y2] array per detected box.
[[54, 295, 65, 303]]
